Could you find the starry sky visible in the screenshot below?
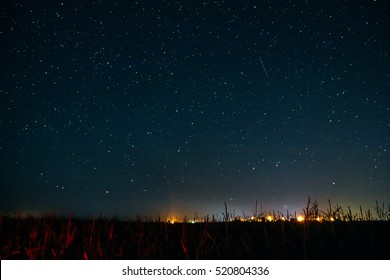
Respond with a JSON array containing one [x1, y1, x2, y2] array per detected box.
[[1, 0, 389, 218]]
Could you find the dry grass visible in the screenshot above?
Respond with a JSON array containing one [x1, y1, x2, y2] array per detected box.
[[1, 199, 389, 260]]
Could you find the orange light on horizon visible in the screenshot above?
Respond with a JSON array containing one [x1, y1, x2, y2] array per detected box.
[[297, 215, 305, 222], [266, 215, 273, 222]]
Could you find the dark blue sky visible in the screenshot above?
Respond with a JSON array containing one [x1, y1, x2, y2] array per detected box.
[[1, 0, 389, 218]]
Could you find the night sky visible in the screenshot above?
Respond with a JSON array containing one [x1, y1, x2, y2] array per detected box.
[[1, 1, 389, 219]]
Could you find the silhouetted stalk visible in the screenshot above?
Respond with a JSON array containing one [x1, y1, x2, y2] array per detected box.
[[347, 206, 353, 222], [223, 201, 229, 234], [255, 199, 258, 218], [304, 196, 311, 221]]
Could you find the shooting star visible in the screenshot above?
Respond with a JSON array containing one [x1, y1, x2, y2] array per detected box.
[[259, 56, 269, 79]]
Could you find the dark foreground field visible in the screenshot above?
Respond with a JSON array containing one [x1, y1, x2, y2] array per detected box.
[[1, 216, 390, 259]]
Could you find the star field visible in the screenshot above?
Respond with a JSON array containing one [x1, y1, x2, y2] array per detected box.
[[1, 0, 389, 218]]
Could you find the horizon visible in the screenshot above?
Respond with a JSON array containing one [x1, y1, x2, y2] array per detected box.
[[2, 198, 389, 221]]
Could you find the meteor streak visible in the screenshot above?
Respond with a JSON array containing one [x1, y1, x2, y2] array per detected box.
[[260, 56, 269, 79]]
